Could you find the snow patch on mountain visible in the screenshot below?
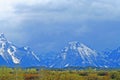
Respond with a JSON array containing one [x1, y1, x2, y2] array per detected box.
[[7, 46, 20, 64], [32, 52, 40, 62]]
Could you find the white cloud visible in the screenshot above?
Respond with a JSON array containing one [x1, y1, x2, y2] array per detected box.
[[0, 0, 120, 22], [0, 0, 120, 35], [0, 0, 49, 20]]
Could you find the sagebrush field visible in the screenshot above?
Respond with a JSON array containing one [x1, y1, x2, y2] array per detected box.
[[0, 67, 120, 80]]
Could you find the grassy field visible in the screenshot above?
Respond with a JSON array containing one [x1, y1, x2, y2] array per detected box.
[[0, 67, 120, 80]]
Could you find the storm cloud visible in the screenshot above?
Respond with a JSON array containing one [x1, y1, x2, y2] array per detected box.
[[0, 0, 120, 53]]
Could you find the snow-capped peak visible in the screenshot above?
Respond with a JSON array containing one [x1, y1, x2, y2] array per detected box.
[[0, 33, 12, 45], [61, 41, 97, 59], [57, 41, 98, 67], [68, 41, 80, 50], [0, 34, 40, 65], [67, 41, 96, 54]]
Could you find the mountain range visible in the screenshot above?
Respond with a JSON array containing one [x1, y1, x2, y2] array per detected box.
[[0, 33, 120, 68]]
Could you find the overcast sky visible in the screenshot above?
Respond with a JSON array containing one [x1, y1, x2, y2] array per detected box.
[[0, 0, 120, 53]]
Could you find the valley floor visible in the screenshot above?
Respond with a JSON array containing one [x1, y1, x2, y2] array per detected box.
[[0, 67, 120, 80]]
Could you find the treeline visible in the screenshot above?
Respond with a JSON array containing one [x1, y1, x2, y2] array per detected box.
[[0, 66, 120, 80]]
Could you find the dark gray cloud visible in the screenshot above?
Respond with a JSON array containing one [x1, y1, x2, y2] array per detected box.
[[0, 0, 120, 53]]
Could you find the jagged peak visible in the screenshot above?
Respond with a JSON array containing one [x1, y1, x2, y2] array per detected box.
[[62, 41, 96, 57], [68, 41, 89, 50], [68, 41, 79, 44], [0, 33, 5, 38], [68, 41, 80, 49], [0, 33, 7, 41], [23, 46, 31, 51]]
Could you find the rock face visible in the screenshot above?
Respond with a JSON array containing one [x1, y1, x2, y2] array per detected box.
[[105, 47, 120, 68], [0, 33, 40, 67]]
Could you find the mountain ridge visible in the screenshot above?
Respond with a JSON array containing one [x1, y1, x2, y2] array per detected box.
[[0, 33, 120, 68]]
